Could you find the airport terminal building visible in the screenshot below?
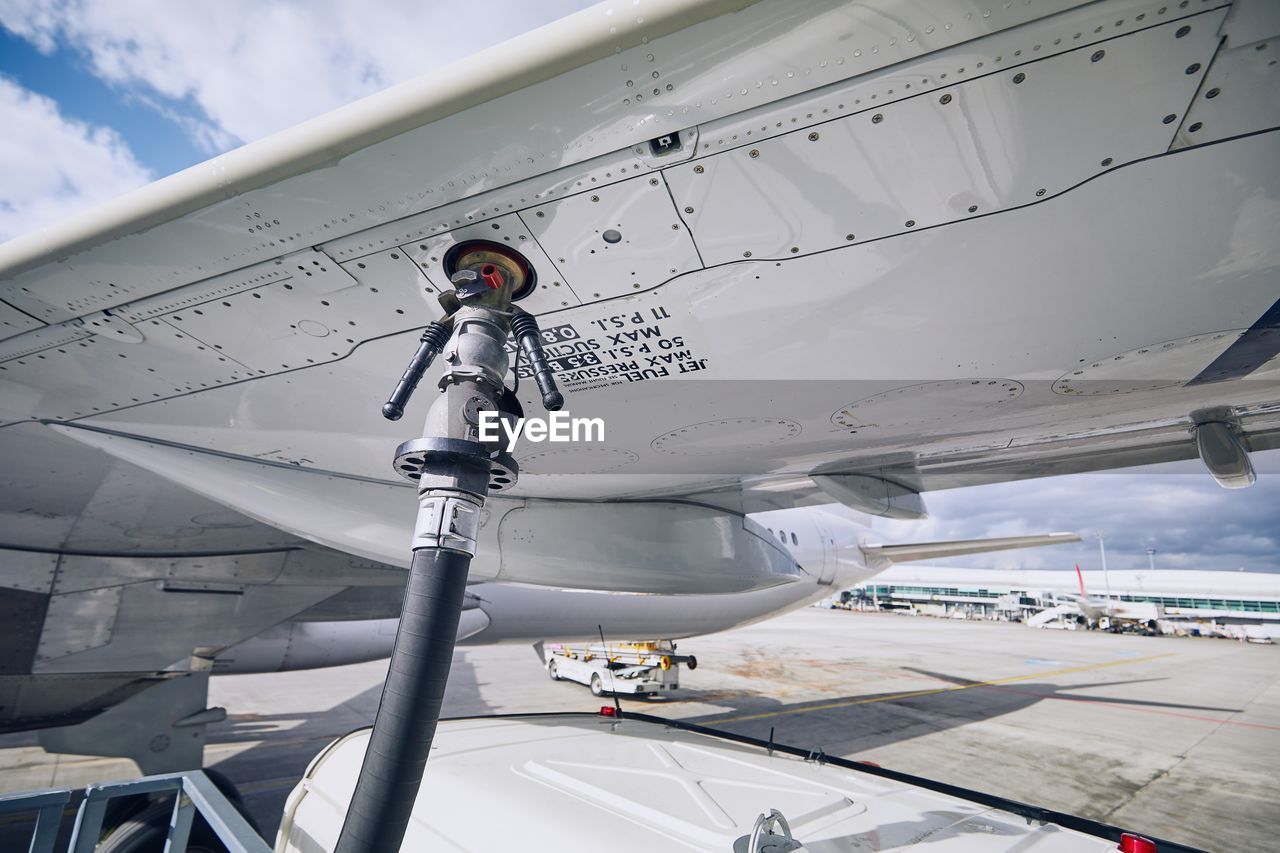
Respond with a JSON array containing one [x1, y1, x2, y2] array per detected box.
[[849, 567, 1280, 633]]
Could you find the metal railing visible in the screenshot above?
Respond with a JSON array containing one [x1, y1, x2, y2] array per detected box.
[[0, 770, 271, 853]]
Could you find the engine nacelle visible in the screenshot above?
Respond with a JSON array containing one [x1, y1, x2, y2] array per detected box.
[[480, 500, 801, 594], [213, 611, 489, 674], [213, 619, 398, 674]]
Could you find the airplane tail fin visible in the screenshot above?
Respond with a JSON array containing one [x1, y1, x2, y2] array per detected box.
[[1075, 563, 1088, 597]]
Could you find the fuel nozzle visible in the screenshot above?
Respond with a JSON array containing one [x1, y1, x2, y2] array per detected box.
[[511, 308, 564, 411]]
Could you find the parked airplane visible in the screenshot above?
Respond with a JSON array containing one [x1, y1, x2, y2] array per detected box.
[[0, 0, 1277, 839], [1032, 563, 1118, 627], [1024, 564, 1162, 631]]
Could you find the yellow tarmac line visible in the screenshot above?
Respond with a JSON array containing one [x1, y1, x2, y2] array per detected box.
[[237, 775, 305, 796], [706, 652, 1177, 725]]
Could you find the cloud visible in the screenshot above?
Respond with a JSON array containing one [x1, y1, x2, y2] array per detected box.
[[0, 0, 597, 152], [859, 452, 1280, 571], [0, 75, 152, 242]]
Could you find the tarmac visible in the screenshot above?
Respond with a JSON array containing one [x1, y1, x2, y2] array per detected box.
[[2, 608, 1277, 851]]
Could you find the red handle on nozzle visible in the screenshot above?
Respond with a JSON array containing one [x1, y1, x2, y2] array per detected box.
[[480, 264, 504, 289]]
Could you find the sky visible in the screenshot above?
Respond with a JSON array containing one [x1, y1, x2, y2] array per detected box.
[[0, 0, 596, 241], [1, 1, 1277, 572], [868, 456, 1280, 573]]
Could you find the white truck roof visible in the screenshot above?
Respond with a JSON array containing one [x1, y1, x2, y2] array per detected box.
[[277, 712, 1130, 851]]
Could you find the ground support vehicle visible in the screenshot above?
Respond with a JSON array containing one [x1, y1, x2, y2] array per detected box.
[[544, 641, 695, 697]]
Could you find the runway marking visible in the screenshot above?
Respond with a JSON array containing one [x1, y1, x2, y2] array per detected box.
[[237, 775, 308, 796], [704, 652, 1178, 725]]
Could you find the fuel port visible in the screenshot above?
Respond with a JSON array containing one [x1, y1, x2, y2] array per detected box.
[[442, 240, 537, 301]]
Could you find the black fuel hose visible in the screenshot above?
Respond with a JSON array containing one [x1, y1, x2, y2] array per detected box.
[[334, 546, 471, 853]]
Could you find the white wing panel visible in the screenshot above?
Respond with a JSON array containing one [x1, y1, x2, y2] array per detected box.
[[0, 323, 93, 364], [114, 260, 294, 322], [340, 248, 440, 299], [0, 548, 58, 594], [35, 587, 122, 664], [163, 249, 413, 373], [666, 12, 1223, 264], [0, 301, 42, 341], [526, 173, 703, 300], [1176, 19, 1280, 149], [0, 319, 252, 427]]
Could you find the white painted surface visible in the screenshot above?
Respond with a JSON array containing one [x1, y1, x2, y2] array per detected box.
[[279, 714, 1118, 852]]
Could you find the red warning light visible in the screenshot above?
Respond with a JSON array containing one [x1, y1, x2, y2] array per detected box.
[[1118, 834, 1157, 853], [599, 706, 618, 717]]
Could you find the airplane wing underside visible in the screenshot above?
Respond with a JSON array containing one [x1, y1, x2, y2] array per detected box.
[[1, 0, 1278, 527]]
